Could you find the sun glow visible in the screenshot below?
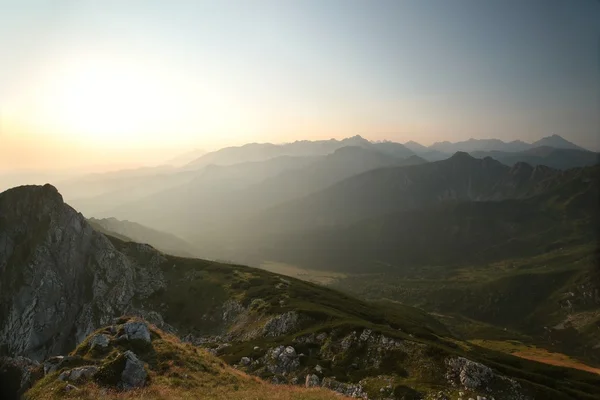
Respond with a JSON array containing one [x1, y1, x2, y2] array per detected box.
[[30, 58, 189, 145]]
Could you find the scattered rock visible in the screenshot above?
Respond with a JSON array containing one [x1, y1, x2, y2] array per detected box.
[[305, 374, 320, 388], [445, 357, 493, 390], [321, 377, 367, 398], [90, 334, 110, 351], [120, 351, 147, 390], [58, 366, 98, 382], [240, 357, 251, 366], [263, 312, 301, 337], [123, 321, 151, 343]]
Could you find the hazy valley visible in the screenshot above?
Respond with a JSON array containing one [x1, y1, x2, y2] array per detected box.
[[0, 133, 599, 400]]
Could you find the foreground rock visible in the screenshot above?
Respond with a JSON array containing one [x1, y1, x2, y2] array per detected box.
[[0, 356, 43, 399], [0, 185, 167, 361]]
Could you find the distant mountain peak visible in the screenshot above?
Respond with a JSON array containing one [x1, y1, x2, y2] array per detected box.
[[531, 134, 585, 151], [449, 151, 475, 160]]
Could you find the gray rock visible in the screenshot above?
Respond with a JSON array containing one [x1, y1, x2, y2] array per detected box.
[[0, 185, 167, 361], [321, 377, 367, 398], [90, 334, 110, 350], [120, 351, 147, 390], [264, 345, 300, 375], [123, 321, 151, 343], [240, 357, 251, 366], [263, 312, 301, 337], [58, 366, 98, 382], [305, 374, 320, 388], [446, 357, 493, 390]]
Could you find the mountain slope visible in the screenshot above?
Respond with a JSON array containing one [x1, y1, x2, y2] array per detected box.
[[532, 134, 587, 151], [23, 317, 345, 400], [105, 147, 418, 241], [88, 218, 199, 258], [241, 153, 558, 237], [403, 140, 429, 154], [251, 166, 598, 272], [429, 138, 530, 153], [470, 146, 599, 170], [2, 185, 599, 399]]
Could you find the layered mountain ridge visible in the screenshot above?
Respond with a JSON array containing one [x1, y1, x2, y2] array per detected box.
[[2, 184, 600, 399]]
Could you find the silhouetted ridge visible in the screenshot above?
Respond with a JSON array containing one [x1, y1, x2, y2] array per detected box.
[[449, 151, 475, 161], [0, 184, 64, 211]]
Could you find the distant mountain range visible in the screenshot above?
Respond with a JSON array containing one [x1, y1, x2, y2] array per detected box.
[[205, 152, 599, 271], [407, 134, 588, 158], [470, 146, 600, 170], [185, 135, 415, 168], [88, 217, 200, 258]]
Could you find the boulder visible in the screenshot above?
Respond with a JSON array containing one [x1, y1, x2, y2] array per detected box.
[[58, 366, 98, 382], [89, 334, 110, 351], [120, 351, 147, 390], [123, 322, 151, 343], [305, 374, 320, 388], [240, 357, 251, 366]]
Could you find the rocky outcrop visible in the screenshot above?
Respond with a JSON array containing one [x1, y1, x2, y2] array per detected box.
[[58, 366, 98, 382], [262, 311, 302, 337], [0, 356, 43, 399], [120, 350, 148, 390], [445, 357, 529, 400], [0, 185, 167, 361], [321, 377, 367, 398]]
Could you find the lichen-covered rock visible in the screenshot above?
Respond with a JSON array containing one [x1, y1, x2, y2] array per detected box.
[[321, 377, 367, 398], [264, 345, 300, 375], [305, 374, 320, 388], [123, 321, 151, 343], [89, 334, 110, 351], [445, 357, 493, 390], [120, 351, 147, 390], [58, 366, 98, 382], [42, 355, 83, 375], [240, 357, 252, 366], [0, 185, 167, 361], [263, 312, 301, 337]]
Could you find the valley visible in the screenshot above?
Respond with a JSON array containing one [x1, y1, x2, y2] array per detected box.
[[1, 134, 599, 400]]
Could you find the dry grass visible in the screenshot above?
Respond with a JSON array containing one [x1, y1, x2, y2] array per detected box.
[[26, 321, 349, 400], [470, 339, 600, 376]]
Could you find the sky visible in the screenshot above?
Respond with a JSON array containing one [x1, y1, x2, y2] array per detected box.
[[0, 0, 599, 171]]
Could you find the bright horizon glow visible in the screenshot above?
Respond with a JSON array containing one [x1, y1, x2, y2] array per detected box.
[[1, 0, 598, 172]]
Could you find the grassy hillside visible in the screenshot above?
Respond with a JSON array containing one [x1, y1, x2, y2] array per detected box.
[[331, 244, 600, 365], [25, 318, 346, 400], [103, 236, 600, 400]]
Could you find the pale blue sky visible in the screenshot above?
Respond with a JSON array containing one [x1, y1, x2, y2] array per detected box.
[[0, 0, 598, 169]]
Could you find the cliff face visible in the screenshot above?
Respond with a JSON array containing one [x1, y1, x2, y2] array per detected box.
[[0, 185, 167, 361]]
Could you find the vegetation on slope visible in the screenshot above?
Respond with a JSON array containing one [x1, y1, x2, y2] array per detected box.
[[26, 318, 346, 400]]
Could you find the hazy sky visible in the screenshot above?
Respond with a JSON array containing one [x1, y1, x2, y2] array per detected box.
[[1, 0, 598, 170]]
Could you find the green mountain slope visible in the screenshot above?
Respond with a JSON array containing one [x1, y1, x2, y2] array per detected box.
[[2, 185, 600, 399], [240, 164, 598, 272]]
